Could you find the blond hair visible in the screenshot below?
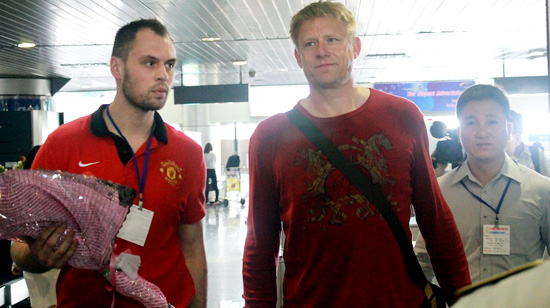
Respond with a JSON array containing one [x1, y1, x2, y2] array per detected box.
[[290, 1, 357, 47]]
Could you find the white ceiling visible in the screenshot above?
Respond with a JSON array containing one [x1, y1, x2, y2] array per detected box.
[[0, 0, 547, 92]]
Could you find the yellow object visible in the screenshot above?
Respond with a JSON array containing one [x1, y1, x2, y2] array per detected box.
[[227, 178, 240, 192]]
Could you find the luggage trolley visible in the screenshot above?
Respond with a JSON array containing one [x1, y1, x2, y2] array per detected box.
[[222, 154, 246, 207]]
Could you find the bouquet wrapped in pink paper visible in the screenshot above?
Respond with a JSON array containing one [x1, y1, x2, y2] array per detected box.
[[0, 169, 173, 308]]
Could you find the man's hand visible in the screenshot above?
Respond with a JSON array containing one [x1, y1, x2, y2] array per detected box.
[[12, 223, 79, 273], [29, 223, 79, 269]]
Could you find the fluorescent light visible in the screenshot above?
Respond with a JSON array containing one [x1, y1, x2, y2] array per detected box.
[[232, 60, 247, 66], [17, 42, 36, 48], [60, 63, 109, 69], [528, 51, 546, 57], [201, 37, 220, 42], [365, 53, 408, 59]]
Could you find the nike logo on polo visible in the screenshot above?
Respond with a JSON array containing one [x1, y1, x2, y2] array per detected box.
[[78, 161, 100, 167]]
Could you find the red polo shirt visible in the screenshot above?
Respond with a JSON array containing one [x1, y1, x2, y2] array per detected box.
[[32, 104, 206, 308]]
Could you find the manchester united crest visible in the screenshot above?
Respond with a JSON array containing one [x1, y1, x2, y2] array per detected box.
[[159, 160, 183, 185]]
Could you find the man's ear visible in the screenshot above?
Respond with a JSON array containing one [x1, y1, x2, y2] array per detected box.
[[110, 57, 124, 81], [352, 36, 361, 59], [294, 49, 303, 68], [507, 121, 513, 140]]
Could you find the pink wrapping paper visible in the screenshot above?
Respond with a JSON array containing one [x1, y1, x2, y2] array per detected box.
[[0, 169, 172, 308]]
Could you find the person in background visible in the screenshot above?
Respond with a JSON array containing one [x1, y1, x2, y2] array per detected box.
[[429, 121, 465, 177], [242, 1, 470, 307], [415, 84, 550, 284], [10, 19, 207, 308], [204, 143, 220, 205], [505, 109, 549, 177]]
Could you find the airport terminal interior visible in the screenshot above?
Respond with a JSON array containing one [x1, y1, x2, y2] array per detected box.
[[1, 0, 550, 307]]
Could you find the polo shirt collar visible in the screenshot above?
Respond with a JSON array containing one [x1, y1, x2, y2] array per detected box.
[[90, 104, 167, 143], [451, 154, 521, 186]]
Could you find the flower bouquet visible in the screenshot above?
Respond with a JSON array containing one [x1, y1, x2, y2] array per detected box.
[[0, 169, 173, 308]]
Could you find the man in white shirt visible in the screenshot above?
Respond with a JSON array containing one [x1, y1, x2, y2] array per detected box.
[[505, 109, 550, 177], [415, 84, 550, 283]]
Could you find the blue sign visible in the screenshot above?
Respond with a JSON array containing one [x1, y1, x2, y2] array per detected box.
[[529, 133, 550, 142], [374, 81, 474, 112]]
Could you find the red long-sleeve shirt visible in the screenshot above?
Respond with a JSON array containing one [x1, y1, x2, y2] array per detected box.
[[243, 89, 470, 307]]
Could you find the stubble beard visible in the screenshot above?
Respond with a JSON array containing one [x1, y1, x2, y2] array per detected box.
[[122, 71, 166, 112], [308, 77, 342, 90], [305, 64, 352, 91]]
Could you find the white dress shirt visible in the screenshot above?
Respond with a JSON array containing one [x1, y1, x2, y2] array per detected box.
[[415, 155, 550, 283]]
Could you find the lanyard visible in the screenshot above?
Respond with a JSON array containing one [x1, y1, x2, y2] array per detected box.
[[460, 178, 512, 226], [106, 106, 154, 210]]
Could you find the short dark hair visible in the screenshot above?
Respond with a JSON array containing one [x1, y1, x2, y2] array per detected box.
[[112, 19, 171, 62], [456, 84, 510, 118], [204, 143, 213, 153], [24, 145, 41, 169]]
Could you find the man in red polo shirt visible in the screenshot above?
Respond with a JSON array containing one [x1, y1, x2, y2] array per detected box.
[[10, 19, 207, 308]]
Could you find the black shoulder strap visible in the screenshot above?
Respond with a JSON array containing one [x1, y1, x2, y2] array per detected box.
[[286, 108, 428, 289], [529, 145, 541, 173]]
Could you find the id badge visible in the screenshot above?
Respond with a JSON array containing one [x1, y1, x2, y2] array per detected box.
[[117, 205, 154, 247], [483, 224, 510, 255]]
